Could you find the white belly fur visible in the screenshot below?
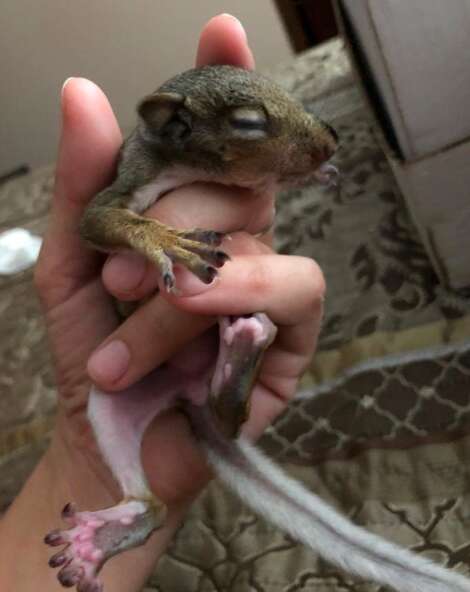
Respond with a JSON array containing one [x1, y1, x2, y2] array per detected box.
[[128, 168, 208, 214]]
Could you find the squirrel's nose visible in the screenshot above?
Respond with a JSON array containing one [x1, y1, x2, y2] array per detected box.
[[324, 122, 339, 143]]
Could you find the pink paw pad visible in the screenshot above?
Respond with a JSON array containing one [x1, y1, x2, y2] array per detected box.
[[45, 500, 152, 591], [224, 314, 276, 349]]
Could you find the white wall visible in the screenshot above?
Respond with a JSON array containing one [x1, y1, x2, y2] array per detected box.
[[0, 1, 292, 172]]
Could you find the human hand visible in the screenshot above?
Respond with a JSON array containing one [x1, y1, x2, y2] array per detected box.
[[34, 14, 260, 506], [1, 14, 325, 592], [0, 15, 262, 592], [35, 13, 325, 511]]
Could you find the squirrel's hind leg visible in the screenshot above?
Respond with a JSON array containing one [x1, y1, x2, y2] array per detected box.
[[45, 368, 179, 591]]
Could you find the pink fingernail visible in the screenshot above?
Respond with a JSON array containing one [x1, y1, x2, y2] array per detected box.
[[88, 340, 130, 384]]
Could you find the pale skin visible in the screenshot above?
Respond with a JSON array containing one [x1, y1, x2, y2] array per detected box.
[[0, 14, 324, 592]]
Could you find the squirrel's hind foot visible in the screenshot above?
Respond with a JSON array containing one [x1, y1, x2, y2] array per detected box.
[[45, 499, 165, 591]]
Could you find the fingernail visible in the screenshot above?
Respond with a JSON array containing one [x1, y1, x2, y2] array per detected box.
[[88, 340, 130, 384], [220, 13, 247, 41], [61, 77, 75, 96], [104, 253, 147, 293]]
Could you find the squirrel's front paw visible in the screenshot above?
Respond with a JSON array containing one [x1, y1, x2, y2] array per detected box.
[[135, 223, 229, 293]]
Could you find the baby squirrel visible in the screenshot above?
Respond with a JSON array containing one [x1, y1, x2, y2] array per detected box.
[[45, 65, 470, 592], [78, 65, 337, 293]]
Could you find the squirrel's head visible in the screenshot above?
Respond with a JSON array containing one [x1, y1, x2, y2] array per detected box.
[[137, 65, 338, 190]]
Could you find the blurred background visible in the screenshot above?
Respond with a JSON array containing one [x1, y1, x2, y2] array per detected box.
[[0, 0, 338, 175]]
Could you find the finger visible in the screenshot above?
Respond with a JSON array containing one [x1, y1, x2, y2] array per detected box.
[[102, 183, 275, 300], [170, 252, 325, 392], [157, 232, 271, 297], [102, 252, 160, 302], [242, 383, 294, 441], [174, 252, 324, 414], [35, 78, 122, 309], [86, 295, 213, 391], [257, 315, 320, 397], [91, 234, 271, 390], [170, 254, 326, 328], [196, 14, 255, 69]]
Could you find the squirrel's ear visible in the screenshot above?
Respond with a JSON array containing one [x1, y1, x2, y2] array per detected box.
[[137, 92, 185, 130]]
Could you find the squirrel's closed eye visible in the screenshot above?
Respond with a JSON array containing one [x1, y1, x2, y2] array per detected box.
[[228, 107, 268, 139]]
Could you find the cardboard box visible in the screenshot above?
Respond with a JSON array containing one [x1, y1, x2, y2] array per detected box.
[[335, 0, 470, 290]]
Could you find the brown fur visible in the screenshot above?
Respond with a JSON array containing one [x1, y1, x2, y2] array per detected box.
[[79, 65, 337, 291]]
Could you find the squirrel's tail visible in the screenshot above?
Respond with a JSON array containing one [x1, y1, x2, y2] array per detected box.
[[189, 405, 470, 592]]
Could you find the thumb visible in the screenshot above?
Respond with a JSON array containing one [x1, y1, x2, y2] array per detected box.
[[36, 78, 122, 310]]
